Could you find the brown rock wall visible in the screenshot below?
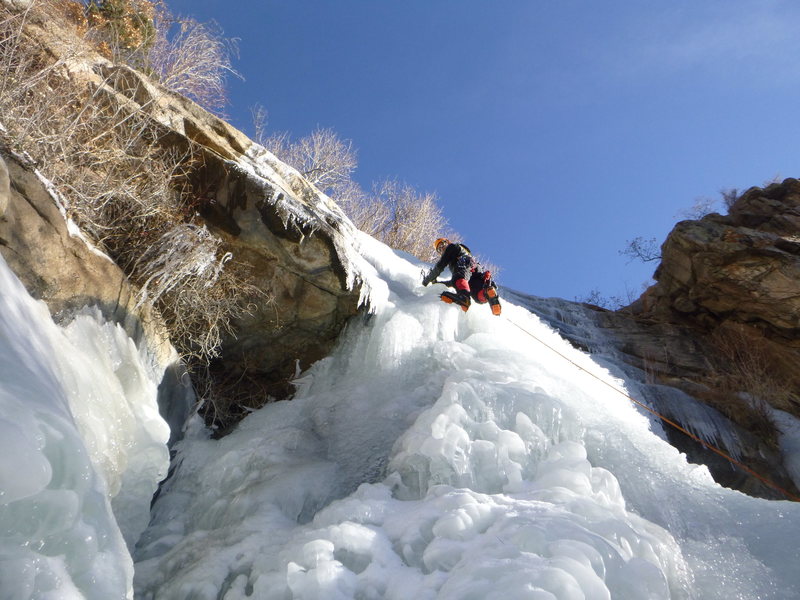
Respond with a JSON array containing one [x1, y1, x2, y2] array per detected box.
[[595, 179, 800, 498], [0, 149, 167, 353], [647, 179, 800, 340], [15, 6, 363, 403]]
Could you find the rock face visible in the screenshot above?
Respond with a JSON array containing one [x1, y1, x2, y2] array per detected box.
[[7, 5, 365, 406], [637, 179, 800, 415], [123, 66, 364, 399], [0, 148, 165, 353], [0, 147, 195, 441], [94, 73, 364, 403], [581, 179, 800, 499], [646, 178, 800, 341], [183, 144, 364, 400]]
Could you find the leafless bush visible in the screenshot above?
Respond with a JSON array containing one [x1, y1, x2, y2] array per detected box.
[[706, 325, 792, 446], [261, 127, 358, 196], [0, 0, 264, 364], [251, 102, 268, 145], [712, 326, 792, 405], [76, 1, 239, 115], [0, 6, 78, 149], [132, 223, 269, 362], [679, 196, 718, 220], [148, 11, 239, 115], [260, 126, 457, 262], [368, 179, 451, 260], [620, 236, 661, 264], [84, 0, 156, 68], [720, 187, 740, 211], [151, 257, 268, 363], [341, 177, 459, 263], [577, 280, 650, 311], [577, 289, 625, 310], [135, 223, 227, 306], [328, 177, 373, 224], [51, 112, 186, 254]]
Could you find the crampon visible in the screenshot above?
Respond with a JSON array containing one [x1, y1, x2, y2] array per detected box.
[[486, 286, 502, 316], [440, 291, 470, 312]]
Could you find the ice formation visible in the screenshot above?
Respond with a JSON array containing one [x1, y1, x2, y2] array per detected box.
[[0, 255, 170, 598], [1, 179, 799, 598], [131, 233, 800, 599]]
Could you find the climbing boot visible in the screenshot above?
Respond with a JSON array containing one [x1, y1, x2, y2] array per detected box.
[[486, 286, 502, 316], [441, 291, 471, 312]]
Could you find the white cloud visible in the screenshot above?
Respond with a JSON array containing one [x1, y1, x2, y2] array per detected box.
[[629, 3, 800, 82]]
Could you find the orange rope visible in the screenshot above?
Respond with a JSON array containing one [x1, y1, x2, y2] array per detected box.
[[505, 316, 800, 502]]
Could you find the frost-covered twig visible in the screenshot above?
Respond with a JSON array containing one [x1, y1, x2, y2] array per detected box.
[[134, 223, 227, 308]]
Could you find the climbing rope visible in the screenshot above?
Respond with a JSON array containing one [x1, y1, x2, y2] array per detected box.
[[502, 313, 800, 503]]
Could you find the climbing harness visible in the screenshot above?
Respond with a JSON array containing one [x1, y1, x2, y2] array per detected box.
[[502, 313, 800, 503]]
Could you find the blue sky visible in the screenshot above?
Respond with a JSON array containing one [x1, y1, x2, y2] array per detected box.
[[165, 0, 800, 302]]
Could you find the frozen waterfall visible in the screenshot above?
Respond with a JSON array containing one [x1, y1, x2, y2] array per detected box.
[[1, 229, 799, 599], [133, 233, 800, 599]]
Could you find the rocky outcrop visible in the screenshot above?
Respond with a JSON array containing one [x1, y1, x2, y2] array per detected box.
[[6, 4, 364, 407], [631, 179, 800, 414], [112, 66, 364, 399], [0, 149, 165, 353], [92, 71, 364, 403], [0, 147, 195, 441], [575, 179, 800, 499], [643, 178, 800, 341], [182, 145, 364, 400]]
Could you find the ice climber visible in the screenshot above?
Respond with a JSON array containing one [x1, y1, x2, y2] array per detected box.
[[422, 237, 502, 315]]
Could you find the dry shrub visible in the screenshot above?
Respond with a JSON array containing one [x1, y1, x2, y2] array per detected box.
[[368, 179, 449, 261], [0, 0, 266, 364], [261, 127, 357, 194], [148, 11, 239, 115], [331, 177, 458, 262], [72, 1, 238, 115], [85, 0, 157, 66], [150, 253, 268, 363], [260, 126, 460, 263], [720, 187, 740, 211], [60, 1, 90, 33], [704, 324, 795, 446]]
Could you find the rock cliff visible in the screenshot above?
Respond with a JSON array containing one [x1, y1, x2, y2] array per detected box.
[[94, 66, 364, 412], [575, 179, 800, 498], [637, 179, 800, 416], [0, 1, 365, 422], [0, 147, 162, 354], [647, 179, 800, 340]]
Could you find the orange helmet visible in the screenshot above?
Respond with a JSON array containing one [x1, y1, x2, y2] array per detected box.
[[434, 238, 449, 252]]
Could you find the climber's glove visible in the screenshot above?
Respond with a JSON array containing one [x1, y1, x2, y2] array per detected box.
[[422, 270, 435, 286]]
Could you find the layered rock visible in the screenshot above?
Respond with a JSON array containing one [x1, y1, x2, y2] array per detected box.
[[583, 179, 800, 499], [5, 3, 365, 405], [636, 179, 800, 414], [645, 178, 800, 341], [0, 148, 166, 353], [0, 147, 195, 441]]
